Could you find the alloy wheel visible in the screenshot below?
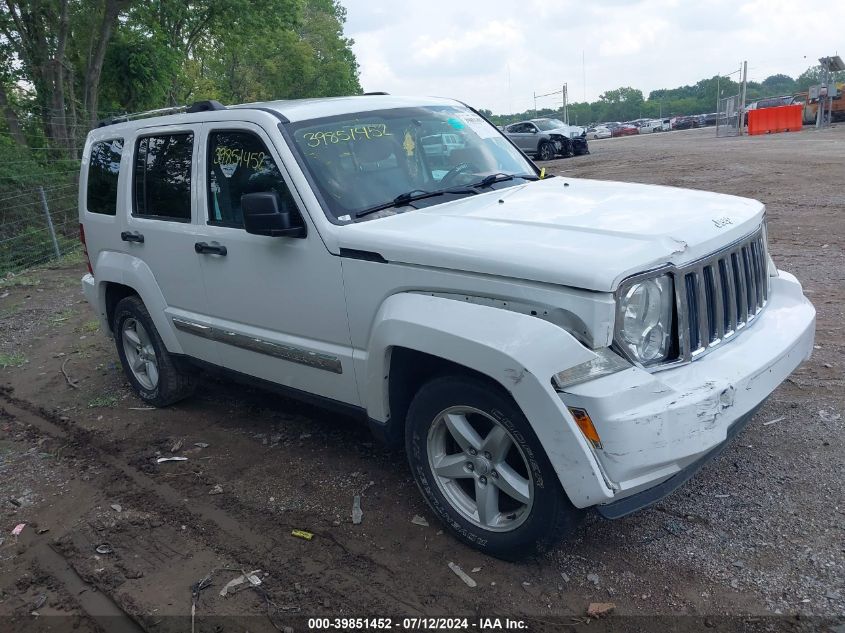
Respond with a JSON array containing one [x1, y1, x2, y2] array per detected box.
[[121, 317, 159, 390], [427, 406, 534, 532]]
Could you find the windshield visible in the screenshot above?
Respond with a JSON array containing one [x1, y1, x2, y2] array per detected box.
[[533, 119, 561, 131], [287, 105, 536, 221]]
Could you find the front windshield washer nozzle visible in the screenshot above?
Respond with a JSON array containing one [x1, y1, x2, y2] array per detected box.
[[498, 199, 504, 204]]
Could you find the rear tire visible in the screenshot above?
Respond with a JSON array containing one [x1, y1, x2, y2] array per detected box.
[[113, 295, 196, 407], [405, 374, 581, 560]]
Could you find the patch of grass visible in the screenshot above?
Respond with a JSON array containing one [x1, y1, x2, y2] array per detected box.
[[44, 249, 84, 269], [48, 308, 75, 326], [80, 319, 101, 333], [0, 352, 27, 368], [88, 393, 119, 408], [0, 302, 21, 319], [0, 274, 41, 289]]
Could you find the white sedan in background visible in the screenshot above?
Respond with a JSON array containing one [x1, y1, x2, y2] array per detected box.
[[586, 126, 611, 139]]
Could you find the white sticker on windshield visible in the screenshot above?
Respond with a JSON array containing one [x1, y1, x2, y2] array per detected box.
[[219, 163, 238, 178], [457, 113, 498, 139]]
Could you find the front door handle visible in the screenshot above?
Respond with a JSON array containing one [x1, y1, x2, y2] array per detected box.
[[120, 231, 144, 243], [194, 241, 227, 256]]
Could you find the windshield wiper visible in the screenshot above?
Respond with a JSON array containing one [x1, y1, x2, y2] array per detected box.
[[468, 172, 540, 189], [354, 187, 477, 219]]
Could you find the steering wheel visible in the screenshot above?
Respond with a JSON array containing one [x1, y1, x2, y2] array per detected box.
[[439, 161, 478, 188]]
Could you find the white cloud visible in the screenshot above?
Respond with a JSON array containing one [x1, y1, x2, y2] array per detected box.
[[341, 0, 845, 114]]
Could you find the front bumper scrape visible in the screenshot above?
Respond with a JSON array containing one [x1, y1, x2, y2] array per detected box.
[[595, 402, 761, 519]]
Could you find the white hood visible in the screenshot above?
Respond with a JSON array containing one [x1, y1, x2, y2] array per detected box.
[[337, 177, 765, 292]]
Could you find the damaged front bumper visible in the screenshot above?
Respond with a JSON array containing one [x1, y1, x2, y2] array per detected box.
[[561, 270, 815, 513]]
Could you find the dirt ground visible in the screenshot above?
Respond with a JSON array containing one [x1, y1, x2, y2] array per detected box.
[[1, 125, 843, 632]]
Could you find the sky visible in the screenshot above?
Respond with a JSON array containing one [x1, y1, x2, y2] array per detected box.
[[341, 0, 845, 115]]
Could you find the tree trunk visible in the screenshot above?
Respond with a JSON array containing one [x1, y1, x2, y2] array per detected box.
[[0, 85, 28, 147], [66, 65, 78, 153], [84, 0, 127, 128], [51, 0, 71, 152]]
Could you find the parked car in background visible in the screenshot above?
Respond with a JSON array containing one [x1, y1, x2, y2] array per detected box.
[[747, 95, 796, 112], [530, 118, 590, 156], [421, 133, 465, 169], [505, 118, 590, 159], [587, 126, 611, 139], [672, 116, 699, 130], [612, 123, 639, 137], [504, 121, 570, 160], [638, 119, 666, 134], [701, 112, 718, 127]]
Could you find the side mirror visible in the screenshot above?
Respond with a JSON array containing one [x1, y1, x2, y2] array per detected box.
[[241, 191, 306, 238]]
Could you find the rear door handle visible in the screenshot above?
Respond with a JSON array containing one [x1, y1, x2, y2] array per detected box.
[[194, 242, 227, 256], [120, 231, 144, 243]]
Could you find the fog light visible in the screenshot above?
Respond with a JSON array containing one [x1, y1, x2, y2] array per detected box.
[[568, 407, 602, 449]]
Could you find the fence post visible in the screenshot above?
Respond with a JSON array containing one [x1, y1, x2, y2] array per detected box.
[[38, 185, 62, 260]]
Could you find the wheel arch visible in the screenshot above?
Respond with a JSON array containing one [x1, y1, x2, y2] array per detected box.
[[364, 292, 615, 507], [92, 250, 182, 353]]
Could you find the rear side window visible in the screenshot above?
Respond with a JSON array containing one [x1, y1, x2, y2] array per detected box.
[[207, 130, 297, 228], [133, 133, 193, 221], [87, 139, 123, 215]]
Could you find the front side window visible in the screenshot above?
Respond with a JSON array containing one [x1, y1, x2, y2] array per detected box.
[[87, 139, 123, 215], [133, 133, 193, 221], [207, 131, 297, 228], [287, 105, 536, 221]]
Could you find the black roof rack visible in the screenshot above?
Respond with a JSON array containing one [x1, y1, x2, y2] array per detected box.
[[186, 99, 226, 113], [97, 99, 228, 127], [363, 91, 390, 96]]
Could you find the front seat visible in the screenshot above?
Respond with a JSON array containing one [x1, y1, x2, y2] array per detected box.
[[352, 135, 416, 202]]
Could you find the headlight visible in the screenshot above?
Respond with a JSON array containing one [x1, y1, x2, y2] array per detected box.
[[616, 274, 674, 365]]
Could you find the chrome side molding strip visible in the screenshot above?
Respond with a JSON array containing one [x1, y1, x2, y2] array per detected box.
[[172, 317, 342, 374]]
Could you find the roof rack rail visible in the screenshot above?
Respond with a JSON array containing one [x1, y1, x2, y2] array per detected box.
[[363, 91, 390, 95], [186, 99, 226, 113], [98, 99, 227, 127]]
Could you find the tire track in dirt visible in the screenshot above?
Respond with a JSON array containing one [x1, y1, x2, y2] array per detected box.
[[0, 387, 430, 621], [31, 543, 145, 633]]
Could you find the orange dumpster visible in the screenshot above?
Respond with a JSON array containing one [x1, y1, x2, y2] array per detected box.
[[747, 104, 803, 135]]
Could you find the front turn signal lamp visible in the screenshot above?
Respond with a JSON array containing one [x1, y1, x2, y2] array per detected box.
[[552, 348, 631, 391], [568, 407, 602, 449]]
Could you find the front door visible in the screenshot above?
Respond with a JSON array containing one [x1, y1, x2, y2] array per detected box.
[[192, 122, 358, 406]]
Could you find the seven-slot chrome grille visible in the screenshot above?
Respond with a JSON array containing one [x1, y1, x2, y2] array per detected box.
[[677, 227, 769, 362]]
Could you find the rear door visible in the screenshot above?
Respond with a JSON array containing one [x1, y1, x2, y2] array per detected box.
[[506, 123, 533, 152], [193, 122, 358, 405], [123, 124, 218, 363]]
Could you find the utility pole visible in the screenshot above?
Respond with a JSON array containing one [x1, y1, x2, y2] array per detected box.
[[816, 57, 829, 129], [562, 83, 569, 125], [533, 91, 537, 117], [715, 74, 720, 136], [582, 51, 586, 102], [739, 61, 747, 136]]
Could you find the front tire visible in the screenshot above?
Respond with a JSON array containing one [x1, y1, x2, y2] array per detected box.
[[113, 295, 196, 407], [405, 374, 581, 559], [537, 141, 556, 161]]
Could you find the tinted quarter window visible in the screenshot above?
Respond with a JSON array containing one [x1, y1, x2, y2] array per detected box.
[[207, 131, 297, 228], [133, 133, 193, 221], [87, 139, 123, 215]]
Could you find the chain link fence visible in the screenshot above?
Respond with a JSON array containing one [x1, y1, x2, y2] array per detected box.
[[0, 179, 81, 274], [716, 95, 742, 138]]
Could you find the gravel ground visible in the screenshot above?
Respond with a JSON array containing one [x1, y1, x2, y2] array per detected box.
[[0, 125, 842, 632]]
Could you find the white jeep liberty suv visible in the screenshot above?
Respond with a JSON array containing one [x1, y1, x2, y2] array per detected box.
[[79, 95, 815, 558]]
